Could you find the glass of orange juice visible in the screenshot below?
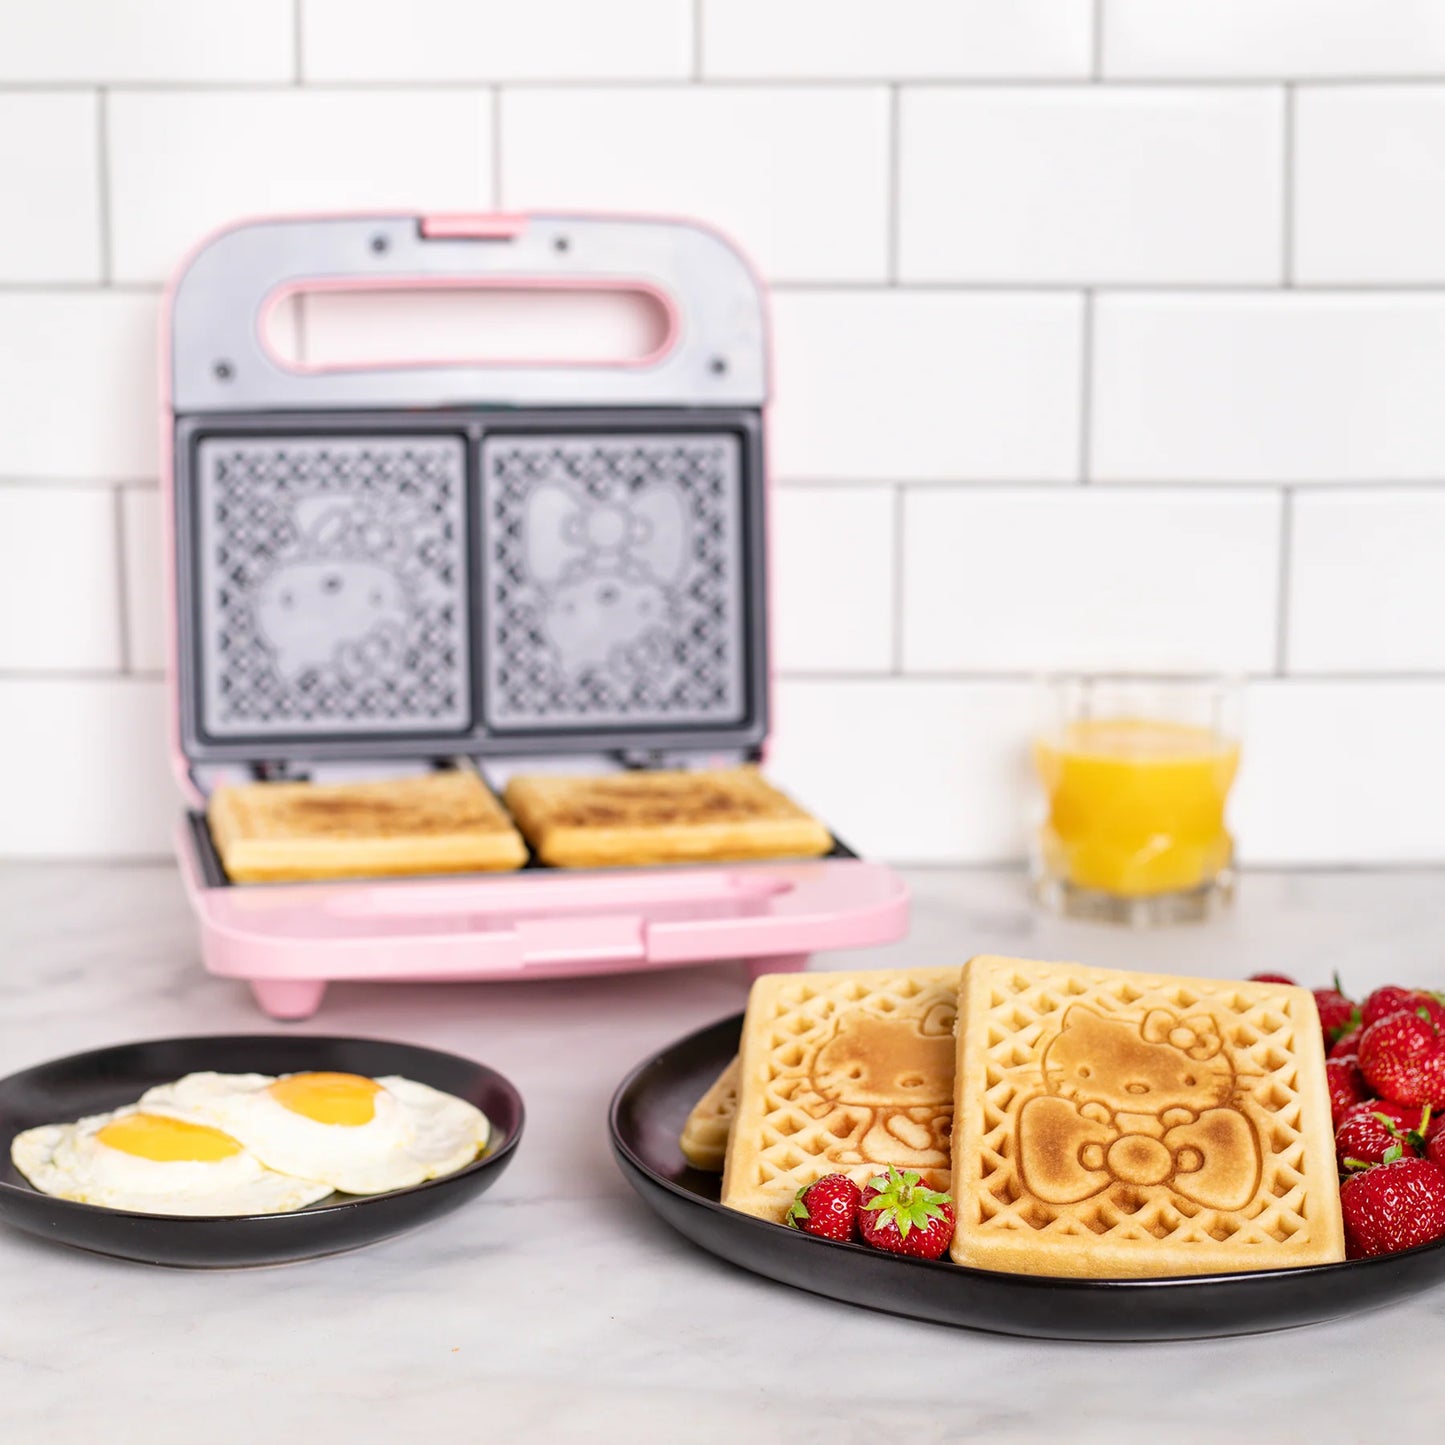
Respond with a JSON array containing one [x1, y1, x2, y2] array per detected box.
[[1031, 675, 1242, 925]]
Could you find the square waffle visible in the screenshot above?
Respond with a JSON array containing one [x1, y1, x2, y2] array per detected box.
[[949, 956, 1345, 1278], [502, 766, 832, 869], [207, 770, 527, 883], [721, 967, 959, 1223], [679, 1057, 740, 1172]]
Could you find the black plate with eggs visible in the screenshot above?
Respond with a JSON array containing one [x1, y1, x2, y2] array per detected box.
[[0, 1034, 523, 1267]]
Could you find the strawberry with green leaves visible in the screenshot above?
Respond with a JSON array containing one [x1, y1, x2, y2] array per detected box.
[[1339, 1156, 1445, 1258], [786, 1173, 862, 1242], [1330, 1028, 1362, 1060], [857, 1166, 955, 1260], [1313, 978, 1360, 1050], [1336, 1104, 1432, 1172], [1357, 1007, 1445, 1107], [1362, 986, 1445, 1031]]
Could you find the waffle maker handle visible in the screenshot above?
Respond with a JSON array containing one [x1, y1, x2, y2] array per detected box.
[[167, 211, 768, 415]]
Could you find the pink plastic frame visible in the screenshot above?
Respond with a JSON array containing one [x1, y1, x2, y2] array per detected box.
[[162, 211, 909, 1020]]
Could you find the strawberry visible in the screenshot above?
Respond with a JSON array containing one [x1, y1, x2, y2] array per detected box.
[[857, 1166, 955, 1260], [1249, 972, 1297, 986], [1339, 1157, 1445, 1258], [1336, 1104, 1432, 1172], [1329, 1028, 1362, 1059], [1326, 1056, 1367, 1125], [786, 1173, 862, 1242], [1357, 1010, 1445, 1107], [1362, 987, 1445, 1031], [1430, 1132, 1445, 1172], [1341, 1098, 1430, 1133], [1313, 984, 1360, 1049]]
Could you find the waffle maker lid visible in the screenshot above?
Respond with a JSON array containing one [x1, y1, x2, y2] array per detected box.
[[165, 214, 770, 773]]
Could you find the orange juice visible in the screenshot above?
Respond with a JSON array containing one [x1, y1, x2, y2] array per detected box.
[[1034, 717, 1240, 897]]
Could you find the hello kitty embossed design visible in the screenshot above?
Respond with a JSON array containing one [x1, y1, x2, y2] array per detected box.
[[801, 1003, 955, 1171], [1017, 1006, 1262, 1210]]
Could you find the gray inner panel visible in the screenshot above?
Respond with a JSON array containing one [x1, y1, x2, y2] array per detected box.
[[481, 432, 745, 733], [196, 435, 471, 738]]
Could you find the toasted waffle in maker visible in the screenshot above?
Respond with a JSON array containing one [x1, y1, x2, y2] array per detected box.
[[207, 770, 526, 882], [504, 766, 832, 869]]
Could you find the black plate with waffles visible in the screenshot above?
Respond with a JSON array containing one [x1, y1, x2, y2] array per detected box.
[[609, 1012, 1445, 1341], [0, 1035, 523, 1267]]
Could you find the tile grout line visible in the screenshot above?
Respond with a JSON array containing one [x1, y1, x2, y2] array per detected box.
[[16, 76, 1442, 92], [13, 278, 1445, 297], [777, 477, 1445, 492], [0, 663, 1442, 686], [113, 485, 131, 673], [1275, 486, 1294, 675], [776, 667, 1445, 686], [887, 84, 901, 283], [293, 0, 305, 84], [692, 0, 704, 81], [891, 484, 906, 674], [1282, 83, 1295, 285], [1078, 290, 1094, 483], [1092, 0, 1105, 79], [95, 88, 112, 285]]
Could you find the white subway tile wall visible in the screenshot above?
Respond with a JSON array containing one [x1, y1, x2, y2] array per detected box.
[[499, 87, 891, 283], [0, 1, 1439, 862], [898, 87, 1284, 284], [302, 0, 694, 82], [900, 489, 1281, 674], [1287, 492, 1445, 674], [0, 94, 101, 283], [1294, 86, 1445, 284], [107, 90, 493, 283], [769, 290, 1083, 481], [771, 487, 896, 674]]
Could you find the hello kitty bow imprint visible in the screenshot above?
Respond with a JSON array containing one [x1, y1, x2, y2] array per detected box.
[[482, 434, 746, 729], [1017, 1006, 1262, 1210]]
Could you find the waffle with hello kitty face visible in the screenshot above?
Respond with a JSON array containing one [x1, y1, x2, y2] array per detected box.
[[721, 967, 959, 1222], [949, 956, 1345, 1278]]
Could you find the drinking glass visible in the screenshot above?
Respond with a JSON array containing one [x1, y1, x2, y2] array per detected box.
[[1031, 675, 1243, 925]]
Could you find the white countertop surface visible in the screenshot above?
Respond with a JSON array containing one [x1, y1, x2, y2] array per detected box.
[[3, 864, 1444, 1445]]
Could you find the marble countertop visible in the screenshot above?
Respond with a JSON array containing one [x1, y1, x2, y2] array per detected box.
[[3, 864, 1444, 1445]]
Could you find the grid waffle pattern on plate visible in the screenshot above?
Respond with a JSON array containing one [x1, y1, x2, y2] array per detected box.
[[950, 956, 1345, 1278], [195, 435, 471, 739], [480, 432, 745, 731], [721, 968, 959, 1222]]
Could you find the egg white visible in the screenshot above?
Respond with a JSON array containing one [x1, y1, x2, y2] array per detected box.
[[140, 1072, 491, 1195], [10, 1106, 334, 1216]]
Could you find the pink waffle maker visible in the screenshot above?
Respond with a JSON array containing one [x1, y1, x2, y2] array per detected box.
[[163, 212, 909, 1020]]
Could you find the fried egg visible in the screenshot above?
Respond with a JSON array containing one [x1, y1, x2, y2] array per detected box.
[[10, 1108, 334, 1216], [140, 1071, 490, 1195]]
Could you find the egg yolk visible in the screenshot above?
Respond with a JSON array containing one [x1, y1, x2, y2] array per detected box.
[[97, 1112, 244, 1163], [268, 1072, 381, 1126]]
